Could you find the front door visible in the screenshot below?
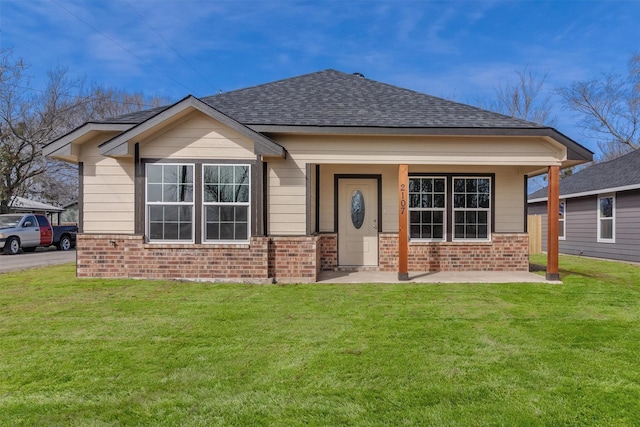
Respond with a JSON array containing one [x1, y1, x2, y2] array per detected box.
[[338, 179, 378, 266]]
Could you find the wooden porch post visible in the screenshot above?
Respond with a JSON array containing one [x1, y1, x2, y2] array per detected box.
[[398, 164, 409, 280], [547, 165, 560, 280]]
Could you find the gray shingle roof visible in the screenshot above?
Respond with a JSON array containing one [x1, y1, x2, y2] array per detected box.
[[100, 69, 546, 129], [201, 69, 544, 128], [101, 105, 169, 124], [528, 148, 640, 200]]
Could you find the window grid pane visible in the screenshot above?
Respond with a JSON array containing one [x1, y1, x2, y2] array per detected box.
[[146, 164, 194, 242], [408, 177, 446, 240], [453, 177, 490, 240], [204, 165, 250, 204], [203, 164, 250, 242]]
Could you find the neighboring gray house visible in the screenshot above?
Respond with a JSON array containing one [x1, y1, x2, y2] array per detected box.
[[528, 149, 640, 262]]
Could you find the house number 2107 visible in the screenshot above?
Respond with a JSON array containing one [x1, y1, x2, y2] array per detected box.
[[400, 183, 407, 214]]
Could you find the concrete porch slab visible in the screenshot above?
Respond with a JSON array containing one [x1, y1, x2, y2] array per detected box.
[[317, 270, 561, 284]]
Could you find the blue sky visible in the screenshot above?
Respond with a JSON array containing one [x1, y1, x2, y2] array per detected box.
[[1, 0, 639, 153]]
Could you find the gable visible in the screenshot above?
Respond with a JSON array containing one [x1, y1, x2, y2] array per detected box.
[[99, 96, 285, 158], [139, 110, 256, 160]]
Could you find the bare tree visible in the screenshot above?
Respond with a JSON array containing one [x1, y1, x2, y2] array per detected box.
[[474, 67, 560, 191], [477, 67, 558, 127], [558, 53, 640, 161], [0, 50, 165, 212]]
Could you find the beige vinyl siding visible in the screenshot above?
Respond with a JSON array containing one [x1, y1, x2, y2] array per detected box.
[[139, 112, 255, 160], [267, 159, 308, 235], [80, 139, 135, 234], [494, 167, 526, 232], [273, 134, 566, 167]]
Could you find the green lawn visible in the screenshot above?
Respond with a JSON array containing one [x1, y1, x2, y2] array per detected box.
[[1, 255, 639, 426]]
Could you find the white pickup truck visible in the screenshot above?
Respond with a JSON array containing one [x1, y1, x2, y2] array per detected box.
[[0, 214, 77, 255]]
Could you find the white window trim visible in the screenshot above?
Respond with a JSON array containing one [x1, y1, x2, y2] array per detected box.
[[145, 163, 195, 244], [408, 176, 447, 242], [202, 163, 251, 244], [597, 194, 615, 243], [559, 199, 566, 241], [452, 176, 492, 242]]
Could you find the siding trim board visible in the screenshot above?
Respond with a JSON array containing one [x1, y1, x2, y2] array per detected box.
[[523, 175, 528, 233], [305, 163, 312, 235], [315, 164, 320, 234], [134, 143, 143, 234], [78, 162, 84, 234]]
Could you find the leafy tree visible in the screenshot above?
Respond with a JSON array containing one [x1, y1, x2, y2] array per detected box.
[[558, 53, 640, 161], [0, 50, 165, 212]]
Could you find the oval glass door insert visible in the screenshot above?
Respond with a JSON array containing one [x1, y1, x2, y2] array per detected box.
[[351, 189, 365, 229]]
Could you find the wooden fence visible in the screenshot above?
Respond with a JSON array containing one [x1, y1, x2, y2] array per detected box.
[[527, 215, 542, 254]]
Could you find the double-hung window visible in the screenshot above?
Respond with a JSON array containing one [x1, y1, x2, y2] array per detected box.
[[453, 177, 491, 241], [408, 175, 492, 242], [408, 177, 446, 240], [146, 164, 194, 242], [558, 200, 566, 240], [203, 164, 250, 242], [597, 194, 615, 243], [145, 162, 251, 243]]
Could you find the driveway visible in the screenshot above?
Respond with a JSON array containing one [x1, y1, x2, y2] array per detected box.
[[0, 248, 76, 273]]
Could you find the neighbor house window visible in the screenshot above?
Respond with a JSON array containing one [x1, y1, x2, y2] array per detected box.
[[203, 164, 250, 242], [453, 177, 491, 240], [597, 194, 615, 243], [408, 177, 446, 240], [559, 200, 566, 240], [146, 164, 194, 242]]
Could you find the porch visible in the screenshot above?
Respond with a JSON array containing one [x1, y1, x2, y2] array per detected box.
[[303, 162, 563, 281], [317, 269, 560, 284]]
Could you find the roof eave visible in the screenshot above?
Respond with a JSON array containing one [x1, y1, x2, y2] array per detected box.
[[43, 123, 133, 161], [529, 182, 640, 203], [252, 124, 593, 162]]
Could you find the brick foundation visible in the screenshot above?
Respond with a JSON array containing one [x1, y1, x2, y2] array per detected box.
[[268, 236, 320, 283], [76, 234, 270, 282], [76, 232, 529, 282], [319, 233, 338, 271], [379, 233, 529, 272], [77, 234, 323, 283]]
